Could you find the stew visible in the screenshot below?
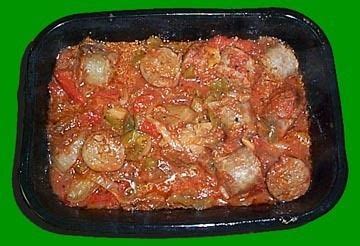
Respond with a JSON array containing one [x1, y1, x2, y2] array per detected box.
[[47, 36, 311, 210]]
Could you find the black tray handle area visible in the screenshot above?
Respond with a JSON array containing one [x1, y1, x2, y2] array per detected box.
[[12, 8, 348, 238]]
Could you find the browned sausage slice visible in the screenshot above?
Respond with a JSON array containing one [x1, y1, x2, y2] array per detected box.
[[266, 156, 310, 201], [140, 47, 181, 87], [82, 132, 125, 172]]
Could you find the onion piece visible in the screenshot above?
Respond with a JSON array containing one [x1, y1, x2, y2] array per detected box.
[[87, 171, 122, 202], [53, 135, 85, 172], [146, 117, 184, 151], [82, 53, 113, 86], [66, 176, 98, 203], [165, 105, 197, 125]]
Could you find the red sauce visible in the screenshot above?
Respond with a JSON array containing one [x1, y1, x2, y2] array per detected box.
[[48, 36, 311, 210]]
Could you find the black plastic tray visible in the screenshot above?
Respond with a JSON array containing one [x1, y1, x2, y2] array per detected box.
[[13, 8, 347, 237]]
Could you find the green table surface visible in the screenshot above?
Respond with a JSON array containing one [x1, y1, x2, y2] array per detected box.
[[1, 0, 358, 243]]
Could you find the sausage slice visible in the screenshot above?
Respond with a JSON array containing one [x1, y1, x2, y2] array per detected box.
[[140, 47, 181, 87], [266, 156, 310, 201]]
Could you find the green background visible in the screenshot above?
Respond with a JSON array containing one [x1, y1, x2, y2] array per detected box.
[[0, 0, 357, 243]]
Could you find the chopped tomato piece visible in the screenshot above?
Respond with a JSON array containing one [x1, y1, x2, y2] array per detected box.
[[92, 90, 120, 101], [139, 119, 160, 137], [54, 69, 84, 104]]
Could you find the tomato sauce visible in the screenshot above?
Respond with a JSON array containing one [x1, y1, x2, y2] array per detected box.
[[48, 36, 311, 210]]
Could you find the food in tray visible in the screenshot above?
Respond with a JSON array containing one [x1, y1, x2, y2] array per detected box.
[[47, 35, 311, 210]]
